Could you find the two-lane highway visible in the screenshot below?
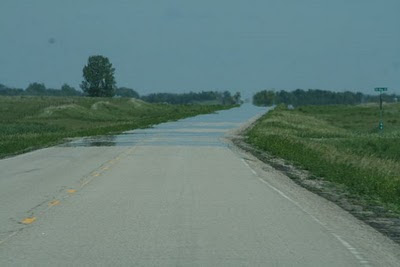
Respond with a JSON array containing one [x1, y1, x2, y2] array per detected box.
[[1, 105, 399, 266]]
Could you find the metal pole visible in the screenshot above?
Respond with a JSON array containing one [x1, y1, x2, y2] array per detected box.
[[379, 92, 383, 131], [374, 87, 387, 132]]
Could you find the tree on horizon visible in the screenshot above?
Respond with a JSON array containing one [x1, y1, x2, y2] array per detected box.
[[80, 55, 116, 97]]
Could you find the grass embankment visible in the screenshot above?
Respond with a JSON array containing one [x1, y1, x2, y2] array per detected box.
[[0, 96, 234, 158], [247, 103, 400, 211]]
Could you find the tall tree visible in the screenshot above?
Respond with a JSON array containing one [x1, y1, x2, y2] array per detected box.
[[80, 55, 116, 97]]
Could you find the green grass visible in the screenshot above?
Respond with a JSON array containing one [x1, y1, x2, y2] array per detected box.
[[247, 103, 400, 211], [0, 96, 234, 158]]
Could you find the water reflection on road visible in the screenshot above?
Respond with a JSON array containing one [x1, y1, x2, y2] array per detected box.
[[61, 104, 267, 148]]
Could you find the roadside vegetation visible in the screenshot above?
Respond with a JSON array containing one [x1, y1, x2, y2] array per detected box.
[[247, 103, 400, 211], [253, 88, 398, 107], [0, 96, 234, 158]]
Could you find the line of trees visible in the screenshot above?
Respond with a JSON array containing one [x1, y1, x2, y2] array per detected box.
[[141, 91, 241, 105], [253, 89, 399, 107], [0, 82, 241, 105], [0, 83, 82, 97], [1, 55, 241, 105], [0, 83, 141, 98]]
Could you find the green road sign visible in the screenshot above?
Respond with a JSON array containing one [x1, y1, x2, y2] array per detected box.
[[374, 87, 388, 132]]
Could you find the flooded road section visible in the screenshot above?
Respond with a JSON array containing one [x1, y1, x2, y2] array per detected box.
[[61, 104, 267, 148]]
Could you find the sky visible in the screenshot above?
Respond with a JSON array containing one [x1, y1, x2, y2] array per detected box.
[[0, 0, 399, 97]]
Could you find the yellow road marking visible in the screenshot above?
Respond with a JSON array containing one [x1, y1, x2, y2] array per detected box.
[[1, 150, 139, 246], [21, 217, 36, 224], [49, 200, 60, 207]]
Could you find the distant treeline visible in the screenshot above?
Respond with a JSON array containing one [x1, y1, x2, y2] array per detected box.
[[0, 83, 82, 97], [0, 83, 241, 105], [141, 91, 241, 105], [253, 89, 399, 107], [0, 83, 140, 98]]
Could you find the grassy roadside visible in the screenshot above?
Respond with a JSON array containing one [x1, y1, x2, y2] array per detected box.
[[0, 96, 235, 158], [246, 103, 400, 212]]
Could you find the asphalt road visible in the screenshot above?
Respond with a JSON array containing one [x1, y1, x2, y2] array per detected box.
[[1, 105, 399, 266]]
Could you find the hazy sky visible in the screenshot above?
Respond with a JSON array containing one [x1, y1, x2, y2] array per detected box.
[[1, 0, 399, 96]]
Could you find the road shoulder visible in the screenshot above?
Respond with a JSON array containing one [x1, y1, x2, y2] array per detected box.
[[223, 117, 400, 266]]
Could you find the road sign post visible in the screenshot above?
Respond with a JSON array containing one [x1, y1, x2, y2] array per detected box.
[[374, 87, 388, 132]]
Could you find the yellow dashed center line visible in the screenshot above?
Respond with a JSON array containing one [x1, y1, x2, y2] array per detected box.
[[67, 189, 77, 194], [21, 217, 36, 224], [49, 200, 60, 207], [2, 148, 139, 247]]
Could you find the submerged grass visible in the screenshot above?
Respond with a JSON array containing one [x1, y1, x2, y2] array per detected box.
[[0, 96, 234, 158], [247, 103, 400, 211]]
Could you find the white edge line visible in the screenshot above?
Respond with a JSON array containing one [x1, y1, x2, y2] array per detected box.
[[241, 158, 370, 266]]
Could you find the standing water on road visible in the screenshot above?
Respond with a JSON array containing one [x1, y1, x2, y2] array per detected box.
[[61, 104, 268, 148]]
